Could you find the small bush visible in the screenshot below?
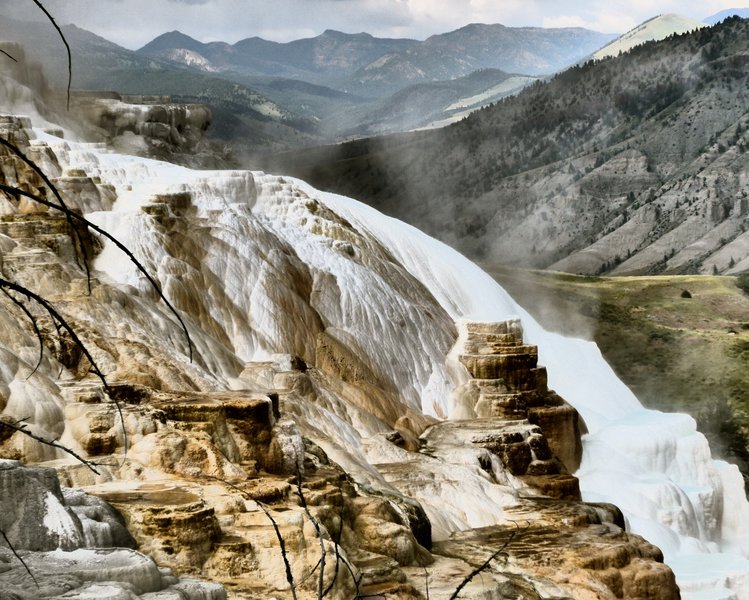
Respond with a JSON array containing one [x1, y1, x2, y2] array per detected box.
[[681, 289, 692, 298], [736, 273, 749, 295]]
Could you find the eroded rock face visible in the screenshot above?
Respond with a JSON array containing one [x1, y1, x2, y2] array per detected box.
[[434, 502, 677, 600], [458, 319, 584, 478], [0, 461, 225, 600], [71, 93, 212, 164]]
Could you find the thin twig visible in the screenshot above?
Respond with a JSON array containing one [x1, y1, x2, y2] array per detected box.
[[0, 527, 39, 588], [297, 557, 323, 586], [31, 0, 71, 110], [0, 137, 91, 287], [1, 288, 44, 378], [0, 48, 17, 62], [0, 183, 194, 361], [321, 493, 361, 598], [296, 473, 327, 599], [207, 476, 298, 600], [0, 278, 109, 391], [0, 277, 129, 463], [0, 418, 100, 474], [448, 521, 528, 600]]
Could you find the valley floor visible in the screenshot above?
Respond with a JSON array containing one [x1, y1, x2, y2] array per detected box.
[[486, 265, 749, 482]]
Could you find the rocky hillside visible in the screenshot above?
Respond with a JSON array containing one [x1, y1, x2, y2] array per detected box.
[[138, 25, 614, 97], [346, 23, 614, 95], [139, 29, 419, 86], [591, 13, 706, 60], [263, 16, 749, 277]]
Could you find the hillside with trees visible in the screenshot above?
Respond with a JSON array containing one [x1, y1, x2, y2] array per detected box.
[[263, 17, 749, 276]]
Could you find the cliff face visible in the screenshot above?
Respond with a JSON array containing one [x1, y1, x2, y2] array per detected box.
[[70, 92, 213, 165], [0, 112, 685, 599]]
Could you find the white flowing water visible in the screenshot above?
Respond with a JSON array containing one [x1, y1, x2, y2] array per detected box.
[[24, 124, 749, 599], [313, 183, 749, 599]]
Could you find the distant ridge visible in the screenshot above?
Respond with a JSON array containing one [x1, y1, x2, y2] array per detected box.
[[703, 8, 749, 24], [138, 29, 418, 81], [138, 30, 208, 54], [137, 24, 617, 92]]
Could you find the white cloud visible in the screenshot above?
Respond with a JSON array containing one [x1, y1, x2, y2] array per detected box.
[[542, 15, 588, 28]]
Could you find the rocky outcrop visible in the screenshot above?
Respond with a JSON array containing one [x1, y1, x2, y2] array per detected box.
[[53, 379, 435, 600], [455, 319, 583, 498], [434, 501, 677, 600], [0, 112, 684, 599], [71, 92, 213, 164], [0, 460, 225, 600]]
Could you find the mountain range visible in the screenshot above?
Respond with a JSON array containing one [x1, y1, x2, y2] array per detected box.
[[262, 16, 749, 277], [0, 17, 619, 155], [138, 24, 616, 95], [704, 7, 749, 24]]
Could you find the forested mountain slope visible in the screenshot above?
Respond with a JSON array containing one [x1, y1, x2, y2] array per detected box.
[[263, 17, 749, 276]]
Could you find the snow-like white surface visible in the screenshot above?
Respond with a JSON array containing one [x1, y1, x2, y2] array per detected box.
[[43, 491, 83, 547], [302, 181, 749, 599], [593, 13, 707, 61], [444, 76, 538, 112], [20, 126, 749, 599], [164, 48, 220, 72]]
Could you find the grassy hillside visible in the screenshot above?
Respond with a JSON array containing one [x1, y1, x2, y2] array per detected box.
[[488, 266, 749, 479]]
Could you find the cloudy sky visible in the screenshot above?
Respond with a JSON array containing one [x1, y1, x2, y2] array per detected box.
[[8, 0, 747, 48]]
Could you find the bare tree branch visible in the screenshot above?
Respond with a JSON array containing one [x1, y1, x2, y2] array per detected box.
[[321, 492, 361, 598], [207, 476, 298, 600], [30, 0, 71, 110], [295, 473, 327, 599], [0, 277, 130, 463], [0, 417, 100, 474], [0, 527, 39, 588], [0, 288, 44, 378], [0, 278, 109, 391], [448, 521, 529, 600], [0, 183, 194, 361], [0, 48, 17, 62], [0, 136, 91, 287]]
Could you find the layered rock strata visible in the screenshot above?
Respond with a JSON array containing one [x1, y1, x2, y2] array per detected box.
[[0, 460, 226, 600], [71, 92, 212, 162], [456, 320, 583, 498]]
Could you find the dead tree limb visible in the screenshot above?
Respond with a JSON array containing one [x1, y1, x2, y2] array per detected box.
[[0, 183, 194, 360], [0, 417, 100, 474], [0, 277, 129, 461], [207, 476, 298, 600], [0, 527, 38, 588], [0, 136, 91, 287], [30, 0, 71, 110], [0, 278, 109, 391], [295, 473, 327, 599], [0, 48, 17, 62], [0, 288, 44, 377], [448, 521, 529, 600]]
